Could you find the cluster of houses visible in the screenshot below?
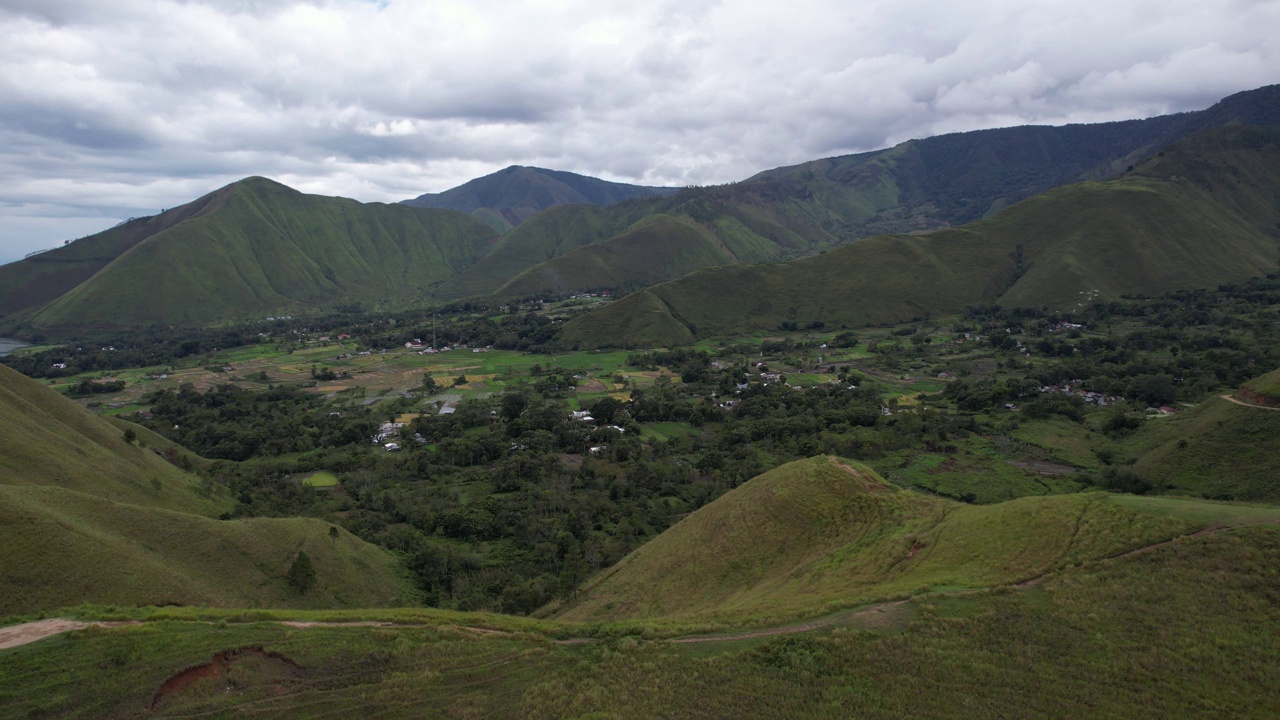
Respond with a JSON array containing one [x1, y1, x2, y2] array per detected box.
[[1049, 322, 1084, 333], [373, 420, 429, 451], [262, 315, 294, 321], [1038, 381, 1122, 406]]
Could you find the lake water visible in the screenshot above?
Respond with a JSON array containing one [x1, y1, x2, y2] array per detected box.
[[0, 338, 29, 356]]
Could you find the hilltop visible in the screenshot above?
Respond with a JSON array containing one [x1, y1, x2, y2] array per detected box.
[[548, 456, 1192, 623], [562, 126, 1280, 347], [2, 177, 497, 329], [401, 165, 678, 232]]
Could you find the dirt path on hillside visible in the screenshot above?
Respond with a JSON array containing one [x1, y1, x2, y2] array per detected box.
[[0, 619, 139, 650], [0, 527, 1233, 653], [1220, 394, 1280, 411]]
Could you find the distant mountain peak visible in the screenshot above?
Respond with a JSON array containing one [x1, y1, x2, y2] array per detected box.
[[401, 166, 678, 232]]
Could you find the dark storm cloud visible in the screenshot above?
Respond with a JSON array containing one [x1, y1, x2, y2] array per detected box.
[[1, 0, 1278, 262]]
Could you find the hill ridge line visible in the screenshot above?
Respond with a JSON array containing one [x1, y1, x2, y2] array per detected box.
[[0, 525, 1234, 652]]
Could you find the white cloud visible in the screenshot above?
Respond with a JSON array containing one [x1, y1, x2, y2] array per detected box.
[[0, 0, 1277, 262]]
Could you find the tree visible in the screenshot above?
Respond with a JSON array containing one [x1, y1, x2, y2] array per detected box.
[[328, 526, 340, 544], [590, 396, 623, 424], [287, 551, 317, 593], [123, 427, 137, 444]]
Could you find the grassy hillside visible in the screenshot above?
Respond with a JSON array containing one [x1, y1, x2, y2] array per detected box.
[[434, 204, 640, 299], [1124, 395, 1280, 502], [0, 363, 229, 515], [549, 457, 1192, 623], [0, 185, 234, 319], [564, 126, 1280, 347], [494, 215, 742, 296], [3, 523, 1278, 717], [17, 178, 498, 328], [0, 484, 412, 614]]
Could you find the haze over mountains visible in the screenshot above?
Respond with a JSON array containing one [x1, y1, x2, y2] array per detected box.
[[0, 84, 1276, 334]]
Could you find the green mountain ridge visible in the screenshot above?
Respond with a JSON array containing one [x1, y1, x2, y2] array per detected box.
[[562, 126, 1280, 348], [12, 178, 498, 328], [444, 84, 1280, 300]]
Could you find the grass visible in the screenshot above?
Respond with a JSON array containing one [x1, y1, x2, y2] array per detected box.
[[1123, 396, 1280, 501], [639, 421, 700, 442], [300, 471, 340, 488], [0, 363, 229, 515], [3, 525, 1278, 718], [547, 456, 1193, 625], [0, 484, 413, 615]]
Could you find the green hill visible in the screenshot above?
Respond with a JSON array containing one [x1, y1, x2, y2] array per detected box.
[[0, 363, 412, 614], [5, 177, 498, 329], [549, 456, 1192, 623], [0, 484, 412, 614], [401, 165, 678, 231], [0, 363, 228, 515], [1124, 395, 1280, 502], [563, 126, 1280, 348]]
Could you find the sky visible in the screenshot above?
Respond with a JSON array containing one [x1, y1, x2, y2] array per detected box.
[[1, 0, 1278, 264]]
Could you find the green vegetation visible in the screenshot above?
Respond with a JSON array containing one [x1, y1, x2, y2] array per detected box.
[[1236, 367, 1280, 406], [565, 127, 1280, 348], [3, 524, 1277, 718], [0, 363, 227, 514], [14, 177, 497, 328], [0, 485, 412, 614], [549, 457, 1191, 624]]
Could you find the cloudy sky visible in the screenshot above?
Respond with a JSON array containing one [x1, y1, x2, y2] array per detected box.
[[1, 0, 1278, 263]]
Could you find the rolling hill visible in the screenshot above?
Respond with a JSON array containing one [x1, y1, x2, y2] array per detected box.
[[0, 363, 229, 515], [561, 126, 1280, 348], [0, 485, 413, 614], [1, 177, 498, 329], [0, 362, 413, 614], [549, 456, 1192, 623], [401, 165, 678, 232], [1123, 389, 1280, 503]]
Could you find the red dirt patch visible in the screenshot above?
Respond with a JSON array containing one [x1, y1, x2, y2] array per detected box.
[[152, 646, 304, 709]]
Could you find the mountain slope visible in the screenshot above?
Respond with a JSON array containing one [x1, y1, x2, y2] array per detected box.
[[0, 362, 412, 614], [0, 484, 412, 614], [445, 84, 1280, 301], [402, 165, 677, 231], [0, 186, 235, 319], [549, 456, 1190, 623], [16, 178, 498, 328], [562, 126, 1280, 348], [0, 363, 229, 515]]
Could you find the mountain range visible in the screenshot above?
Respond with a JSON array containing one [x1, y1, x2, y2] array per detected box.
[[0, 83, 1277, 333]]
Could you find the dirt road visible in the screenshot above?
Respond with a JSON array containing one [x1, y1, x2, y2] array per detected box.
[[1220, 394, 1280, 411]]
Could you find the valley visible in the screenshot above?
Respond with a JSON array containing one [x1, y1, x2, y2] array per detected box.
[[2, 83, 1280, 718]]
